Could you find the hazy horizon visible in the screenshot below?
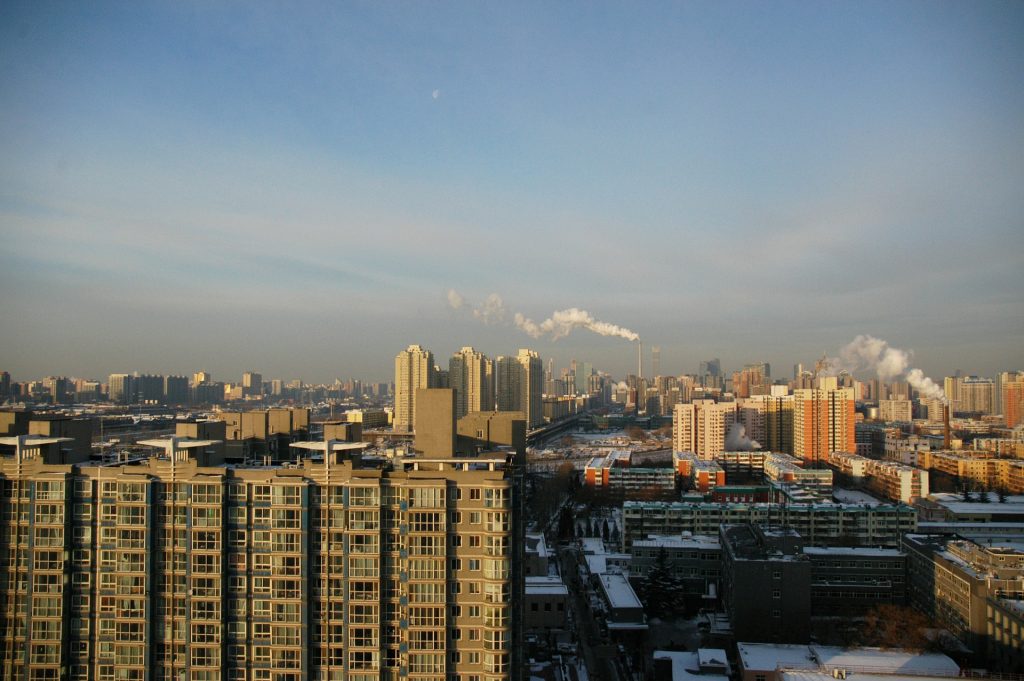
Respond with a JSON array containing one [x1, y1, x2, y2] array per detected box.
[[2, 2, 1022, 384]]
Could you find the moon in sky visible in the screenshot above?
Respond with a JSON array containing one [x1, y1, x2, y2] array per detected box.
[[432, 89, 440, 100]]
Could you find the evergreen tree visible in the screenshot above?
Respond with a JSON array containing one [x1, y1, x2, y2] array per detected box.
[[639, 546, 686, 618], [602, 519, 610, 541]]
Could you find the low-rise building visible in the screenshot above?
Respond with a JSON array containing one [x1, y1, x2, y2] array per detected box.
[[720, 524, 811, 643], [525, 576, 569, 633], [737, 643, 960, 681], [803, 546, 906, 615], [763, 453, 833, 495], [631, 534, 721, 601], [903, 534, 1024, 664], [623, 500, 917, 550]]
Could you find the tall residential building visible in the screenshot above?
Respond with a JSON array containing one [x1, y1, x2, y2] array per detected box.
[[495, 351, 543, 429], [449, 347, 494, 420], [395, 345, 437, 433], [42, 376, 69, 404], [574, 362, 593, 396], [732, 363, 771, 398], [673, 400, 736, 459], [0, 438, 517, 681], [878, 399, 913, 423], [137, 374, 165, 403], [1003, 373, 1024, 429], [164, 375, 189, 405], [107, 373, 132, 405], [242, 371, 263, 398], [958, 376, 995, 415], [494, 357, 521, 413], [793, 381, 855, 464]]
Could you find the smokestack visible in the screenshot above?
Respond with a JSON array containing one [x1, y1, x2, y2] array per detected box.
[[943, 404, 951, 449], [638, 341, 643, 381]]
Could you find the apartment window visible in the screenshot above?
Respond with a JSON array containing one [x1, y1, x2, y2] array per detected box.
[[773, 590, 781, 599], [469, 489, 481, 501], [470, 512, 482, 524]]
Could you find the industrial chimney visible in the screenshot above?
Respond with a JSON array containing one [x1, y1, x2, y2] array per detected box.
[[943, 404, 951, 450], [638, 341, 643, 381]]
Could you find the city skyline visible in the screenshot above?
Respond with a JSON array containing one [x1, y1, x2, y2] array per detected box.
[[2, 3, 1022, 382]]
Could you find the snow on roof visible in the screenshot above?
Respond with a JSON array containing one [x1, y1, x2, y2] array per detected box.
[[698, 649, 729, 670], [580, 538, 606, 554], [809, 646, 960, 676], [654, 650, 729, 681], [781, 672, 956, 681], [737, 643, 818, 672], [585, 555, 607, 575], [598, 573, 643, 610], [739, 644, 959, 677], [832, 488, 884, 505], [633, 535, 721, 550], [526, 576, 569, 596], [803, 547, 903, 558]]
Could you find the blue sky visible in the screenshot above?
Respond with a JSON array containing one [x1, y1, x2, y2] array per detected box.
[[1, 1, 1022, 383]]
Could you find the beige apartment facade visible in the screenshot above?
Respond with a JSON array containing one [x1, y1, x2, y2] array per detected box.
[[395, 345, 438, 433], [0, 442, 516, 681]]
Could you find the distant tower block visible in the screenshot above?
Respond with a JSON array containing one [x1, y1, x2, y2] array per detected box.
[[652, 346, 661, 378]]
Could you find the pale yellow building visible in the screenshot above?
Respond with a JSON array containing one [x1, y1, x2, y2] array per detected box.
[[673, 400, 736, 459], [395, 345, 437, 433], [449, 347, 494, 420]]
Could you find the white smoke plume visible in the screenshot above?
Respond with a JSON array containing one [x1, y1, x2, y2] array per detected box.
[[449, 288, 640, 343], [513, 307, 639, 342], [725, 423, 762, 451], [472, 293, 506, 325], [827, 335, 946, 402], [447, 289, 506, 325]]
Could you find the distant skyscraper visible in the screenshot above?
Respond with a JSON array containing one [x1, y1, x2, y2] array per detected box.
[[137, 374, 164, 403], [793, 378, 855, 464], [42, 376, 68, 404], [449, 346, 494, 419], [164, 375, 189, 404], [700, 358, 722, 389], [107, 373, 132, 405], [242, 371, 263, 397], [574, 362, 592, 396], [394, 344, 437, 432]]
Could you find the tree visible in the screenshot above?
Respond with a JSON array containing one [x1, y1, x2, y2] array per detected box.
[[997, 486, 1009, 503], [557, 506, 574, 540], [602, 519, 610, 542], [978, 487, 991, 503], [638, 546, 687, 619], [857, 605, 934, 651], [961, 486, 973, 503], [625, 425, 645, 441]]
